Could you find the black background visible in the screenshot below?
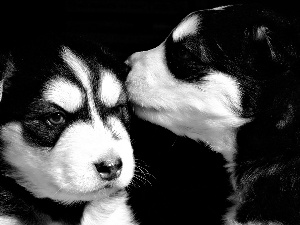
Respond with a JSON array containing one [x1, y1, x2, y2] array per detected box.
[[3, 0, 300, 224]]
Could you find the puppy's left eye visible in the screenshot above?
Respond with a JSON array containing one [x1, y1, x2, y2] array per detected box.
[[176, 45, 193, 60], [46, 112, 66, 126]]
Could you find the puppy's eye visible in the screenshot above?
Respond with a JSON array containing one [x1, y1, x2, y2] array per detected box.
[[176, 45, 192, 60], [46, 112, 66, 126]]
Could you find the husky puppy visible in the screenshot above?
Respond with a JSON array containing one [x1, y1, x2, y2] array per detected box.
[[0, 35, 136, 225], [126, 4, 300, 225]]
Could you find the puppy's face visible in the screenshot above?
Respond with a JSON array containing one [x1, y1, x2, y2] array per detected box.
[[126, 5, 297, 161], [0, 37, 134, 203]]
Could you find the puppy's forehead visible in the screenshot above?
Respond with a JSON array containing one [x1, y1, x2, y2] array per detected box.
[[172, 14, 200, 42]]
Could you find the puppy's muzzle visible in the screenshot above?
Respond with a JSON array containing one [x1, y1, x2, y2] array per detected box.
[[94, 157, 123, 181]]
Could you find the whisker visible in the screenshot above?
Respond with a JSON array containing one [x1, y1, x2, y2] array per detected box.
[[53, 187, 63, 198], [134, 174, 153, 186], [171, 136, 178, 147]]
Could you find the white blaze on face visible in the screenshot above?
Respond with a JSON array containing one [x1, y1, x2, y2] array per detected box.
[[62, 47, 91, 91], [43, 78, 84, 112], [62, 47, 99, 124], [100, 71, 122, 107], [172, 14, 200, 42]]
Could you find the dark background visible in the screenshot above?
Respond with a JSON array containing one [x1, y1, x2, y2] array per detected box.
[[3, 0, 300, 224]]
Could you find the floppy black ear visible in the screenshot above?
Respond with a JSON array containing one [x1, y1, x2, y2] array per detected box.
[[239, 15, 300, 119], [249, 24, 281, 68], [253, 25, 277, 60], [244, 18, 300, 81]]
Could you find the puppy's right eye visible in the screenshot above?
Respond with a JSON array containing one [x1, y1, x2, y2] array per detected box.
[[46, 112, 66, 126]]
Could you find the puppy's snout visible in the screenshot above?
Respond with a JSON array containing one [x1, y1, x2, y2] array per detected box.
[[94, 158, 123, 181], [126, 51, 144, 67]]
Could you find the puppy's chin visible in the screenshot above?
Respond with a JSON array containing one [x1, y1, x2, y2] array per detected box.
[[53, 185, 125, 204], [26, 179, 125, 204]]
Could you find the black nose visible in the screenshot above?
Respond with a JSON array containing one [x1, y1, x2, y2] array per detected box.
[[94, 158, 123, 181]]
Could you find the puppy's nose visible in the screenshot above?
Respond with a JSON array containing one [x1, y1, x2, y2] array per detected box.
[[94, 158, 123, 181], [125, 51, 143, 66]]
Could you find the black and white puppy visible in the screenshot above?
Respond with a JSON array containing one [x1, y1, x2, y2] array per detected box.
[[0, 35, 136, 225], [126, 4, 300, 225]]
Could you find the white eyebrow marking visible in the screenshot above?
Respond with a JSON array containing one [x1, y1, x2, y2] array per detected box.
[[100, 71, 122, 107], [172, 15, 199, 42], [61, 47, 101, 127], [43, 78, 83, 112]]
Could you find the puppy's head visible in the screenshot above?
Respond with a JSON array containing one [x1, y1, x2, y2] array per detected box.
[[0, 36, 134, 203], [126, 4, 300, 161]]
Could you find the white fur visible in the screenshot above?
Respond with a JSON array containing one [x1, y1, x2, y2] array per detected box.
[[172, 15, 200, 42], [0, 80, 4, 101], [62, 47, 102, 125], [82, 196, 134, 225], [62, 47, 104, 126], [43, 78, 84, 112], [100, 71, 122, 107], [0, 217, 21, 225], [127, 44, 248, 161]]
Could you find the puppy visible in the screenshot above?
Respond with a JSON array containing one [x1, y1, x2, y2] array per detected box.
[[126, 4, 300, 225], [0, 35, 136, 225]]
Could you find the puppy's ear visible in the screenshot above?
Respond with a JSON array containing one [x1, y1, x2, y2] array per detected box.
[[253, 25, 276, 60], [245, 20, 300, 80], [247, 24, 281, 66]]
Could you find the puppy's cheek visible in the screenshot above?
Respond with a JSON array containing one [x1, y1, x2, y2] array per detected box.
[[0, 123, 56, 197]]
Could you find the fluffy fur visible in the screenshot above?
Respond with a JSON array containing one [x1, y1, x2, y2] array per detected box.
[[0, 35, 137, 225], [126, 4, 300, 225]]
